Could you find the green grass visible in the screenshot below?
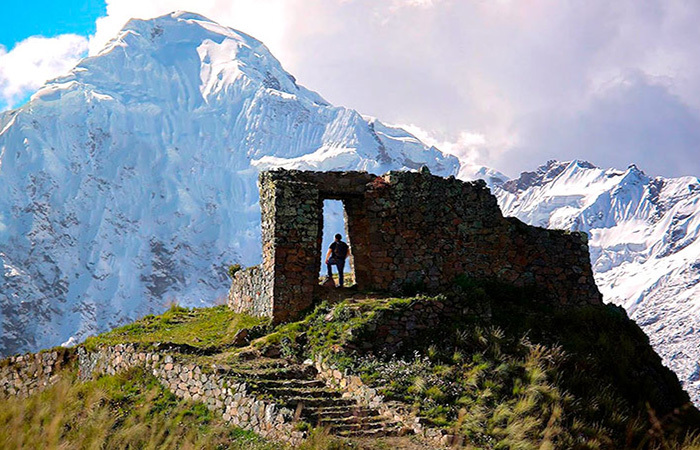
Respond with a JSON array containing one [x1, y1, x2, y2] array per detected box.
[[84, 304, 269, 351], [0, 366, 278, 450], [250, 297, 413, 365], [252, 283, 700, 449], [6, 278, 700, 449]]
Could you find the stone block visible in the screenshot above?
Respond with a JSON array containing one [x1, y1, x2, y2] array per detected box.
[[229, 169, 601, 323]]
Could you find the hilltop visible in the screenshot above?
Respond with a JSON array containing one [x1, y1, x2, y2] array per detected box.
[[494, 160, 700, 404], [2, 279, 699, 449]]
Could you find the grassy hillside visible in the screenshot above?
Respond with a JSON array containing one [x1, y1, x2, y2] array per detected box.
[[257, 281, 700, 449], [2, 280, 700, 449], [0, 366, 277, 450], [0, 363, 399, 450], [83, 304, 268, 351]]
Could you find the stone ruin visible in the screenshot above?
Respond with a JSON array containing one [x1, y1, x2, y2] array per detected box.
[[228, 168, 602, 323]]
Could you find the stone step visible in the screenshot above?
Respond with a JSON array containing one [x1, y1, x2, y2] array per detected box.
[[231, 358, 290, 370], [302, 405, 377, 420], [225, 356, 402, 438], [230, 366, 315, 380], [326, 420, 392, 433], [335, 425, 402, 438], [281, 396, 357, 408], [252, 386, 343, 399], [318, 414, 388, 426], [248, 379, 326, 390]]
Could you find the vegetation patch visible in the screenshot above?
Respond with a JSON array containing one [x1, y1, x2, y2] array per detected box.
[[249, 280, 700, 449], [0, 366, 278, 450], [228, 263, 243, 279], [249, 297, 413, 365], [84, 304, 269, 352]]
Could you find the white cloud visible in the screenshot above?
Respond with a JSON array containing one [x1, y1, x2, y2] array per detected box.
[[0, 34, 88, 108], [5, 0, 700, 177], [388, 0, 443, 13], [396, 124, 487, 164]]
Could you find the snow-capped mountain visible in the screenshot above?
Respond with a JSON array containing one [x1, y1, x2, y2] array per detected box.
[[494, 160, 700, 405], [0, 12, 458, 356], [458, 163, 508, 187], [3, 10, 698, 408]]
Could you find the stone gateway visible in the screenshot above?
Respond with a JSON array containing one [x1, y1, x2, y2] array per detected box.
[[228, 168, 602, 323]]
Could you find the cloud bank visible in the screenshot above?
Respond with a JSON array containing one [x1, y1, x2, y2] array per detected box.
[[4, 0, 700, 178], [0, 34, 88, 108]]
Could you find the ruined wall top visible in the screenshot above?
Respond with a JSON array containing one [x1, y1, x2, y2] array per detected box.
[[259, 170, 377, 198], [229, 168, 602, 323]]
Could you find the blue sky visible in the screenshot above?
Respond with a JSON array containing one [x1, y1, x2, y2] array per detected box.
[[0, 0, 105, 49], [1, 0, 700, 178], [0, 0, 106, 109]]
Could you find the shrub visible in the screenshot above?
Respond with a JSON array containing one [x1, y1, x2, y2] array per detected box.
[[228, 264, 243, 279]]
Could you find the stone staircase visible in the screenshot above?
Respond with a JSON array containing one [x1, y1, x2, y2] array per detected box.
[[228, 357, 403, 438]]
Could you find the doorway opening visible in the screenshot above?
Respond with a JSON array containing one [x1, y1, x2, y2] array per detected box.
[[319, 199, 355, 287]]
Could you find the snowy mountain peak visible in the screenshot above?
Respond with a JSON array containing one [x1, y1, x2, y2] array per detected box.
[[495, 161, 700, 406], [36, 12, 323, 109], [0, 13, 457, 357], [456, 163, 509, 188], [107, 11, 266, 65], [500, 159, 596, 193]]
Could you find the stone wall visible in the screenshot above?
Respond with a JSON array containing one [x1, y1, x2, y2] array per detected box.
[[77, 344, 305, 444], [229, 168, 602, 323], [266, 177, 322, 323], [228, 266, 271, 317], [362, 171, 601, 305], [345, 296, 474, 355], [1, 344, 311, 444], [0, 349, 75, 398], [315, 358, 454, 447]]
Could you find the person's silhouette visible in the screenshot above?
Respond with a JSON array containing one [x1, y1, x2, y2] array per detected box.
[[324, 234, 350, 287]]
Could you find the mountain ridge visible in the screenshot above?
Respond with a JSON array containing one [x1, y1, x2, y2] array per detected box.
[[0, 11, 458, 356], [493, 159, 700, 406]]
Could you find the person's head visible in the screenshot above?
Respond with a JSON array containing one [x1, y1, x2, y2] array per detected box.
[[335, 234, 342, 241]]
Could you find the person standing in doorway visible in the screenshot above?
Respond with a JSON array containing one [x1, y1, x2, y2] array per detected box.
[[325, 234, 350, 288]]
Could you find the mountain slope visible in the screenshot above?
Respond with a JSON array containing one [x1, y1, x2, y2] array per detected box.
[[494, 160, 700, 405], [0, 11, 458, 356]]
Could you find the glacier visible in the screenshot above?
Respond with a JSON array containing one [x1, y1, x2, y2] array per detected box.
[[495, 160, 700, 405], [0, 11, 458, 355]]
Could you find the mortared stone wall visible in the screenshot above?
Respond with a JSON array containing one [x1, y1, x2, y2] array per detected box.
[[228, 168, 602, 323]]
